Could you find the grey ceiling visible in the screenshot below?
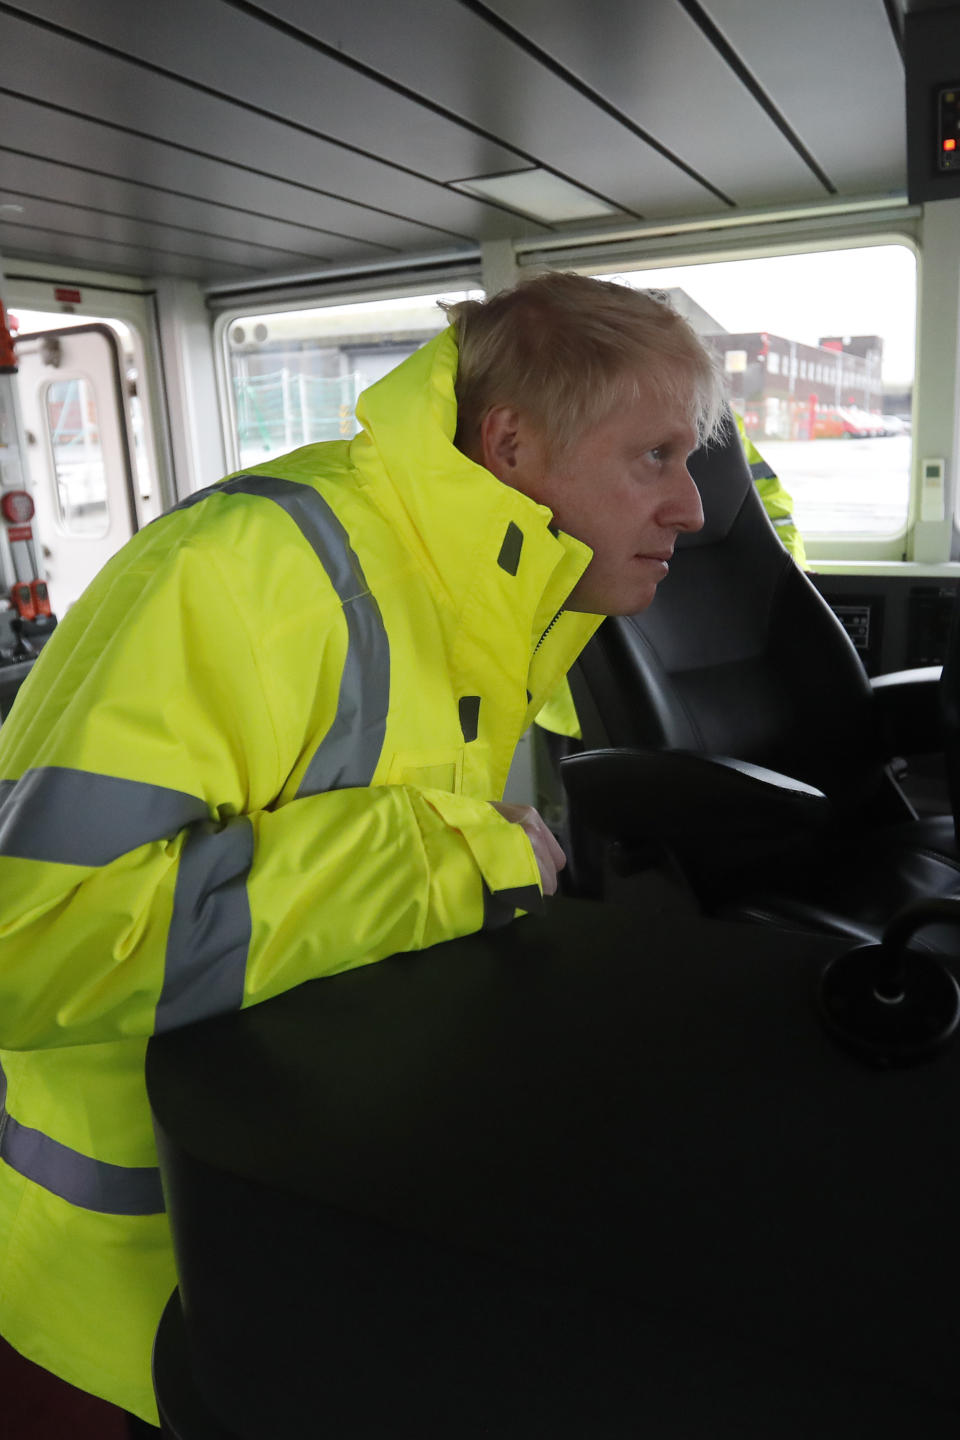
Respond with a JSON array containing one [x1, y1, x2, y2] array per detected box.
[[0, 0, 909, 290]]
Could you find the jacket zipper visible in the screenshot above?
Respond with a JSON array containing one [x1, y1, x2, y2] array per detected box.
[[533, 607, 564, 656]]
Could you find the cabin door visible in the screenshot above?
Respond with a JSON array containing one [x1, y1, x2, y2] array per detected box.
[[14, 323, 139, 615]]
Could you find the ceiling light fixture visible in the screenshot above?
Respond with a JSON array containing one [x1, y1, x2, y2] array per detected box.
[[451, 169, 621, 224]]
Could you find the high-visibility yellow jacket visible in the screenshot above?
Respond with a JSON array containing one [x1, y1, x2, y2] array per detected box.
[[733, 412, 807, 569], [535, 412, 807, 737], [0, 328, 601, 1422]]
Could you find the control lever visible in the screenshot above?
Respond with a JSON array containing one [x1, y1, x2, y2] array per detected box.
[[29, 579, 51, 617], [4, 615, 35, 663], [818, 897, 960, 1066], [10, 579, 36, 621]]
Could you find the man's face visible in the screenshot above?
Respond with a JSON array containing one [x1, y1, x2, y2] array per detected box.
[[478, 375, 705, 615]]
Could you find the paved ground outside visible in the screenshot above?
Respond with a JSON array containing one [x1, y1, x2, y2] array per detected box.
[[757, 434, 912, 539]]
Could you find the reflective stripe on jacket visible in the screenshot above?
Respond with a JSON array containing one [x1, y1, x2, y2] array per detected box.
[[0, 327, 601, 1419]]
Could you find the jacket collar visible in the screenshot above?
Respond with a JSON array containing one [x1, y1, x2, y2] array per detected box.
[[349, 328, 602, 711]]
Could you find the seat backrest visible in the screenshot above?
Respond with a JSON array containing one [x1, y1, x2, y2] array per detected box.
[[570, 411, 885, 807]]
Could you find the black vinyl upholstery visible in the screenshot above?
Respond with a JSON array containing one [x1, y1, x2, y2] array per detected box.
[[561, 411, 960, 952]]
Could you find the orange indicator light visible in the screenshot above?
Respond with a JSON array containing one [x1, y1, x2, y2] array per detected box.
[[945, 139, 958, 151]]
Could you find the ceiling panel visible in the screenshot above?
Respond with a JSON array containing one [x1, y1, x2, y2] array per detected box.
[[0, 150, 388, 269], [0, 219, 245, 279], [475, 0, 834, 206], [0, 177, 331, 281], [0, 0, 915, 288], [19, 0, 524, 184], [699, 0, 906, 193], [0, 92, 462, 257], [3, 10, 537, 244], [4, 203, 297, 280], [254, 0, 727, 215]]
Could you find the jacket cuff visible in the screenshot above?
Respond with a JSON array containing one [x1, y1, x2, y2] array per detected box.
[[409, 787, 543, 945]]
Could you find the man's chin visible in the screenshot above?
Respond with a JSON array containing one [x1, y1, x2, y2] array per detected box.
[[567, 559, 669, 617], [566, 584, 660, 617]]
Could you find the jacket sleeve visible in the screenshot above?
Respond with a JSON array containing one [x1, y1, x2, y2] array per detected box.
[[0, 518, 541, 1053]]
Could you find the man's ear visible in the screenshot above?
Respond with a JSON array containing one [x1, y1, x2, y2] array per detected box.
[[477, 406, 523, 483], [478, 407, 550, 499]]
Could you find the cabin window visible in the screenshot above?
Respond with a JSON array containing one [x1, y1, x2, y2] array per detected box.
[[223, 288, 481, 470], [42, 377, 110, 537], [588, 244, 917, 548]]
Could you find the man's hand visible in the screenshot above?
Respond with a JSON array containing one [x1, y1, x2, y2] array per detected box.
[[490, 802, 566, 896]]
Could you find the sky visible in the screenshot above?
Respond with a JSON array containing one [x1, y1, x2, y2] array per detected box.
[[601, 244, 918, 386]]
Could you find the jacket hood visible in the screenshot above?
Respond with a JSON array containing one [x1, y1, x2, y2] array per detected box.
[[349, 328, 602, 715], [351, 327, 568, 590]]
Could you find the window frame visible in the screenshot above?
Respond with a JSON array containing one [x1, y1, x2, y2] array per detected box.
[[212, 270, 482, 477], [569, 230, 921, 561], [522, 212, 927, 566], [209, 208, 960, 575]]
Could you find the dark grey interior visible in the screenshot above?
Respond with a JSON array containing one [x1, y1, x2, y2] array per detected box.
[[0, 0, 924, 285]]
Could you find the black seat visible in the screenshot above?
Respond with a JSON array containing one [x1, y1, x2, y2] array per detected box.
[[561, 409, 960, 951]]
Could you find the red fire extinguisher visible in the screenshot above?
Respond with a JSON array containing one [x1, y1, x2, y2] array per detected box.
[[1, 489, 49, 619]]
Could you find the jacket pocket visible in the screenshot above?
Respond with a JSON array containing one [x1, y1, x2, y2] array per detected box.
[[386, 748, 463, 794]]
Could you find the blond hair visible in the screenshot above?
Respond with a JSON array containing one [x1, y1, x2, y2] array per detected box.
[[442, 271, 727, 459]]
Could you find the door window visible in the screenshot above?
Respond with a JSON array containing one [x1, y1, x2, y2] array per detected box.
[[43, 376, 110, 536]]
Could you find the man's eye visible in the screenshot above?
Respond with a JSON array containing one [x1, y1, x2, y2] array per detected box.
[[648, 446, 664, 463]]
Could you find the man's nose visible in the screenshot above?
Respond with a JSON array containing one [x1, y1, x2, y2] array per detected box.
[[672, 465, 705, 534]]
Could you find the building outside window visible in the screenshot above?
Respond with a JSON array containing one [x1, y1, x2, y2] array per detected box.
[[223, 288, 481, 470]]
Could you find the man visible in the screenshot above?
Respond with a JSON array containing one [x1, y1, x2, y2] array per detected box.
[[0, 271, 724, 1425]]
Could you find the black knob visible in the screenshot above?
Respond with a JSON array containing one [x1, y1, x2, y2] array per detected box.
[[818, 898, 960, 1067]]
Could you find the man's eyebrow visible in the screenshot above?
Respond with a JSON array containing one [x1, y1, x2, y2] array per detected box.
[[629, 430, 688, 454]]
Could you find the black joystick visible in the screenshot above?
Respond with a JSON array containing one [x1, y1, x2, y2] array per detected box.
[[818, 898, 960, 1067], [7, 616, 35, 662]]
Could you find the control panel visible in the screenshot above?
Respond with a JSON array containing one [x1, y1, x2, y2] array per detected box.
[[813, 575, 960, 676], [939, 85, 960, 172], [907, 7, 960, 202]]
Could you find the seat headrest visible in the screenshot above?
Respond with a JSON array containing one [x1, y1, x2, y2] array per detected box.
[[681, 409, 753, 549]]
